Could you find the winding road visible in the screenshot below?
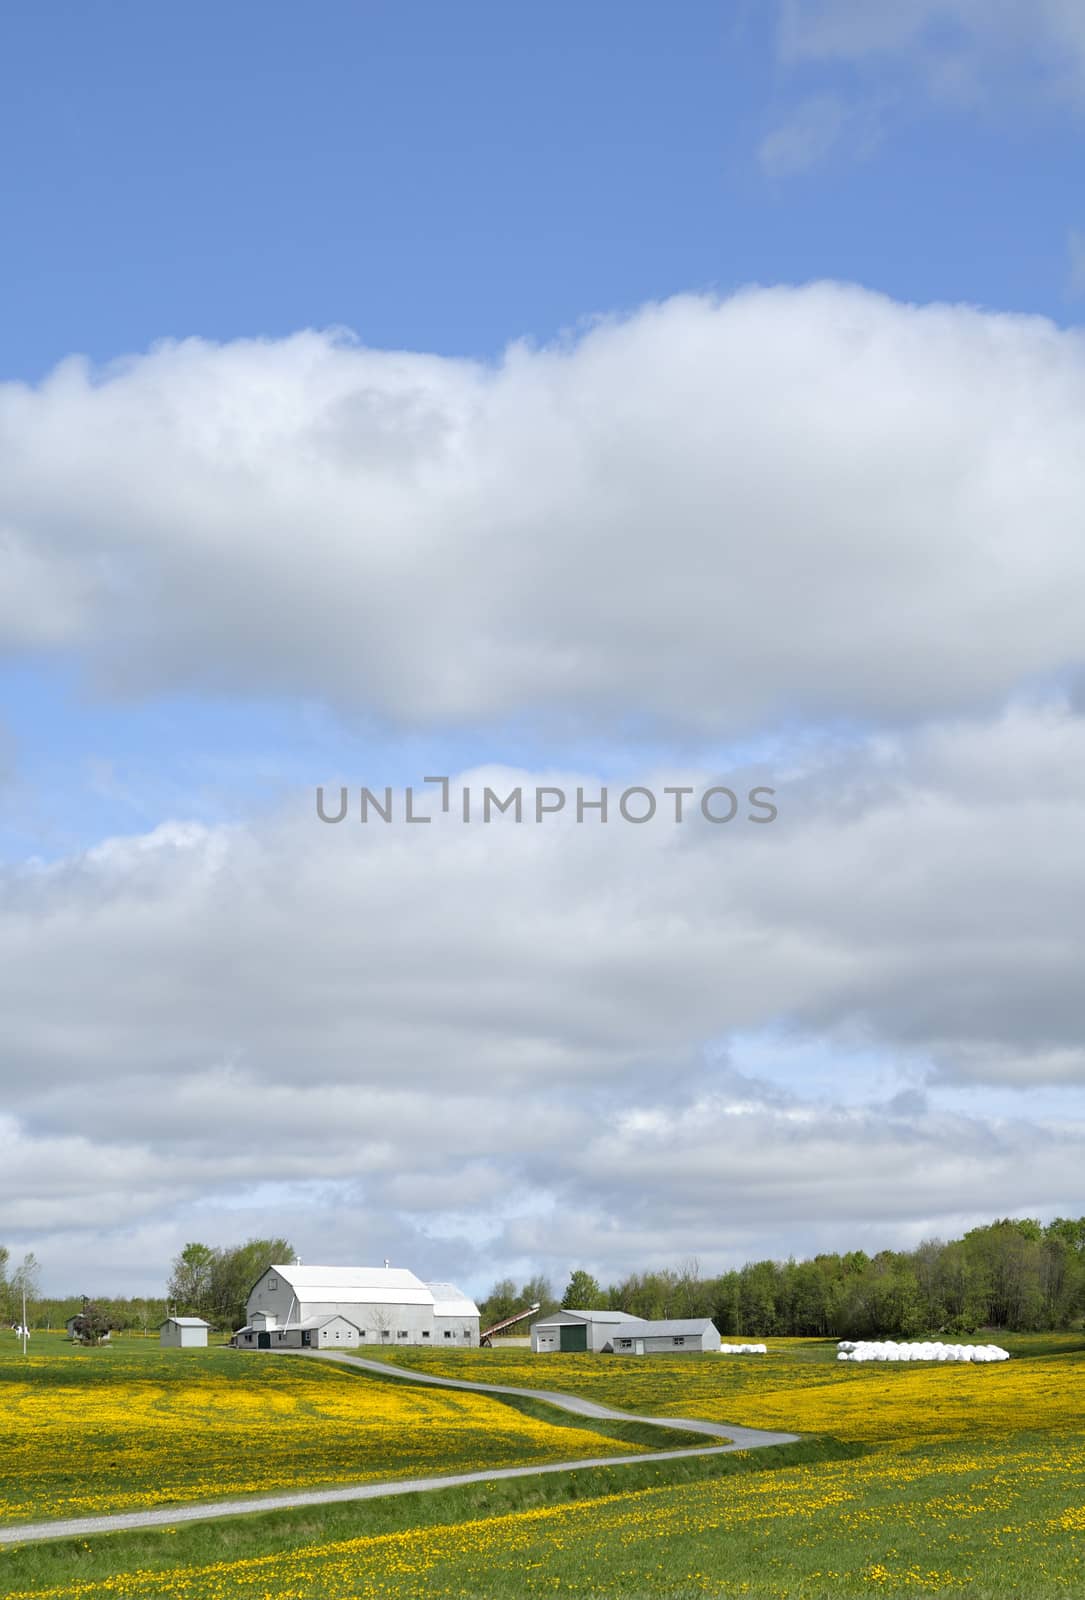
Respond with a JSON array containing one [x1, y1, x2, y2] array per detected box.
[[0, 1351, 800, 1547]]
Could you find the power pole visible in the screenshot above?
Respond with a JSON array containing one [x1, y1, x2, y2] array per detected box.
[[21, 1285, 27, 1356]]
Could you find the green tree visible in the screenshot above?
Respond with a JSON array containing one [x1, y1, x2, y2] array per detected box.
[[479, 1278, 518, 1327], [207, 1238, 294, 1330], [519, 1274, 559, 1317], [71, 1301, 114, 1345], [167, 1242, 215, 1317], [561, 1268, 601, 1309]]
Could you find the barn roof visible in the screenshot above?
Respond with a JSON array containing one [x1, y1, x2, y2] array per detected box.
[[611, 1319, 717, 1337], [535, 1309, 646, 1325], [426, 1281, 480, 1318], [263, 1264, 433, 1305], [160, 1316, 211, 1327], [291, 1314, 364, 1331]]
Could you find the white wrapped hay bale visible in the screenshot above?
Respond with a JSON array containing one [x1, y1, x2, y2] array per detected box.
[[836, 1338, 1010, 1363]]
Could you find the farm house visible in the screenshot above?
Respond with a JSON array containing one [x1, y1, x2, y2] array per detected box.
[[239, 1263, 480, 1348], [159, 1316, 211, 1348]]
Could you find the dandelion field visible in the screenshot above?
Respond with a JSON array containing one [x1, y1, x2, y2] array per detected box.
[[0, 1334, 650, 1525], [1, 1333, 1082, 1598]]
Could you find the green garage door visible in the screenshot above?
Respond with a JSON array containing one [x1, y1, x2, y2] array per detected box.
[[559, 1323, 588, 1352]]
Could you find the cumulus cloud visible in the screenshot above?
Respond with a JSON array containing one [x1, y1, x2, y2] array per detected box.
[[3, 286, 1085, 734], [3, 702, 1085, 1291]]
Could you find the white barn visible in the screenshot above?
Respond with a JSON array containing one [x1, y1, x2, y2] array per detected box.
[[159, 1316, 211, 1348], [240, 1264, 480, 1349]]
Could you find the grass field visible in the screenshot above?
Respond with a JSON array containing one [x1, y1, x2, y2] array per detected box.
[[1, 1333, 1082, 1598], [0, 1333, 661, 1524]]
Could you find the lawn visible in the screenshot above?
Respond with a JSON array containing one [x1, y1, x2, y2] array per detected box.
[[0, 1333, 656, 1525], [1, 1334, 1082, 1597]]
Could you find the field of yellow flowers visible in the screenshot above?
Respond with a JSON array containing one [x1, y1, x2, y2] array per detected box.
[[364, 1333, 1083, 1449], [0, 1335, 646, 1524], [2, 1334, 1082, 1597]]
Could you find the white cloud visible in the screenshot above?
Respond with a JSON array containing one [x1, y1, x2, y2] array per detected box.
[[3, 703, 1085, 1292], [778, 0, 1085, 100], [758, 93, 886, 175], [3, 287, 1085, 734]]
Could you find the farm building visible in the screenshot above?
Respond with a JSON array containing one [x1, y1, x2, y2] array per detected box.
[[531, 1310, 721, 1354], [234, 1313, 362, 1350], [159, 1316, 211, 1348], [610, 1318, 720, 1354], [531, 1309, 647, 1353], [240, 1264, 480, 1348]]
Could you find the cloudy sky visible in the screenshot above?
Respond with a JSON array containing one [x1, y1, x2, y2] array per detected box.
[[2, 1, 1084, 1300]]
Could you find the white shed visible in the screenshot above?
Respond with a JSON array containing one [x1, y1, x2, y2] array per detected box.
[[609, 1318, 720, 1354], [159, 1316, 211, 1348]]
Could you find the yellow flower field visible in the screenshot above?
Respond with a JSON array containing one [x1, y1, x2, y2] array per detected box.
[[364, 1335, 1085, 1447], [0, 1339, 644, 1524], [8, 1423, 1084, 1599]]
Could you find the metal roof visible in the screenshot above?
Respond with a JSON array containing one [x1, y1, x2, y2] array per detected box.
[[534, 1309, 647, 1325], [160, 1317, 211, 1327], [263, 1264, 433, 1306], [610, 1319, 717, 1338], [425, 1281, 480, 1318], [290, 1314, 364, 1331]]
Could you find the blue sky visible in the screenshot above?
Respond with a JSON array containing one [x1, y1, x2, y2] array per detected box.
[[3, 0, 1083, 860], [3, 1, 1085, 1294], [2, 0, 1081, 387]]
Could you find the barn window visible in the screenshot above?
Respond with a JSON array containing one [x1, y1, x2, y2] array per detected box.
[[422, 1331, 431, 1338], [398, 1330, 408, 1338], [673, 1337, 685, 1346], [444, 1330, 452, 1339], [268, 1277, 277, 1291], [381, 1330, 390, 1338], [335, 1330, 341, 1340]]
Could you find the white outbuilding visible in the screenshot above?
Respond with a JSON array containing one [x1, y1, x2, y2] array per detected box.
[[531, 1309, 644, 1353], [159, 1316, 211, 1348], [610, 1319, 721, 1355], [235, 1313, 362, 1350]]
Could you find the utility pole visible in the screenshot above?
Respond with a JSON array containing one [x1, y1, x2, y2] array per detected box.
[[21, 1285, 27, 1356]]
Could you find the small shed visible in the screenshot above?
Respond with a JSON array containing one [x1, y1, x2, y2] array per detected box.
[[159, 1316, 211, 1348], [609, 1318, 720, 1355]]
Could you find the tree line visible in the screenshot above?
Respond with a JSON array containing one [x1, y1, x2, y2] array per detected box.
[[1, 1237, 292, 1335], [8, 1216, 1084, 1340], [479, 1218, 1085, 1338]]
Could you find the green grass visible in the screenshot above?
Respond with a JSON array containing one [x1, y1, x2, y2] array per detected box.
[[0, 1332, 690, 1527], [0, 1437, 857, 1597], [2, 1334, 1081, 1597]]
